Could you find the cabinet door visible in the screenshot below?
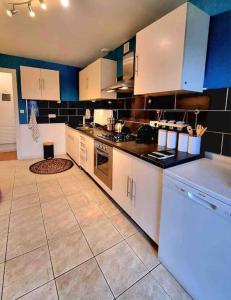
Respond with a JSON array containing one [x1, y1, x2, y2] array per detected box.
[[87, 60, 101, 100], [41, 69, 60, 101], [85, 135, 94, 176], [131, 157, 163, 244], [101, 59, 117, 99], [72, 131, 79, 165], [66, 128, 75, 158], [20, 66, 42, 100], [79, 134, 87, 169], [79, 68, 89, 100], [134, 3, 187, 94], [112, 149, 133, 215]]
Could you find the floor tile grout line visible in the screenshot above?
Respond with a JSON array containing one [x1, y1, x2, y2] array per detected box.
[[1, 160, 164, 299], [114, 263, 164, 299], [57, 176, 116, 299], [35, 181, 60, 300], [15, 279, 55, 300], [75, 172, 164, 298], [58, 164, 160, 298], [1, 164, 15, 300]]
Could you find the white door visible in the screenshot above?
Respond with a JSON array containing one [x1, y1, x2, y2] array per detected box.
[[79, 68, 89, 100], [112, 149, 133, 215], [0, 72, 16, 151], [20, 66, 41, 100], [134, 4, 187, 94], [41, 69, 60, 101], [131, 156, 163, 244]]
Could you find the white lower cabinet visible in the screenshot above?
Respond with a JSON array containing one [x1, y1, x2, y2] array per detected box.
[[66, 126, 79, 165], [113, 149, 133, 215], [113, 148, 163, 244], [79, 134, 94, 176]]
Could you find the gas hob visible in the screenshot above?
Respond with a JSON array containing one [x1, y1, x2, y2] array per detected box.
[[99, 133, 136, 143]]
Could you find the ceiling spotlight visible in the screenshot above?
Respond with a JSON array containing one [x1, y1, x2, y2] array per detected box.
[[60, 0, 69, 7], [39, 0, 47, 10], [6, 5, 17, 17], [28, 3, 35, 17]]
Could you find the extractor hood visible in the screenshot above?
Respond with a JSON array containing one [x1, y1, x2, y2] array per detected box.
[[104, 51, 134, 93]]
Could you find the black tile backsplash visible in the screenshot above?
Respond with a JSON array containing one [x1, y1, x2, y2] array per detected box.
[[201, 131, 223, 154], [32, 87, 231, 157], [227, 88, 231, 110], [205, 88, 227, 110], [199, 111, 231, 133], [146, 95, 175, 109], [222, 134, 231, 156]]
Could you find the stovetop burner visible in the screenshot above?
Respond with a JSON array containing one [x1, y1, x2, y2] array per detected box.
[[99, 133, 136, 143]]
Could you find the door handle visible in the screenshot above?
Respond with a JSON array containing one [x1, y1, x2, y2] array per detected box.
[[187, 192, 216, 211]]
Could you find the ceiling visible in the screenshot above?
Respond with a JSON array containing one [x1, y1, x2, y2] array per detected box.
[[0, 0, 185, 67]]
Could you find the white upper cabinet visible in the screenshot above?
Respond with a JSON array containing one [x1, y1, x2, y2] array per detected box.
[[134, 3, 210, 95], [79, 58, 117, 100], [20, 66, 60, 101], [40, 68, 60, 101]]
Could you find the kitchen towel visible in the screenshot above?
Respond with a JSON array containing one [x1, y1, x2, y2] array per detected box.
[[28, 107, 40, 142]]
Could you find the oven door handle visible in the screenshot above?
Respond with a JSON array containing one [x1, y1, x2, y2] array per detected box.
[[96, 149, 108, 157]]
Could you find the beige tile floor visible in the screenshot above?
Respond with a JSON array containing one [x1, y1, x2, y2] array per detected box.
[[0, 156, 192, 300]]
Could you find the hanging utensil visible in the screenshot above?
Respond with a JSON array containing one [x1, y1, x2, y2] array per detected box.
[[199, 127, 207, 136], [187, 126, 193, 137]]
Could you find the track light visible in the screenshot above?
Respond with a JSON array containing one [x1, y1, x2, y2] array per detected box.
[[39, 0, 47, 10], [28, 3, 35, 17], [6, 5, 17, 17], [60, 0, 69, 7], [6, 0, 70, 18]]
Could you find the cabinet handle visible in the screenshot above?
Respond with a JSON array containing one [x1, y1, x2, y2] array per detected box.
[[42, 79, 45, 90], [131, 178, 136, 200], [135, 55, 139, 75], [38, 78, 41, 90], [127, 176, 130, 197]]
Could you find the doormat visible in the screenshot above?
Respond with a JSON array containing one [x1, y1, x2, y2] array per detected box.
[[29, 158, 74, 174]]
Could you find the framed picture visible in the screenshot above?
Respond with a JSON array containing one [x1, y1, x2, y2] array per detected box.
[[2, 93, 11, 101]]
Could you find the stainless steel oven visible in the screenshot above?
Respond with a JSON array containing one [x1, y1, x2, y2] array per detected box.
[[94, 141, 113, 189]]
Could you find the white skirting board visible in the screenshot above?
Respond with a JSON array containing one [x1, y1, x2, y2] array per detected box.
[[17, 123, 66, 160]]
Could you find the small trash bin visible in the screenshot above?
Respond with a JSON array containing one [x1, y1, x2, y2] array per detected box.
[[43, 142, 54, 160]]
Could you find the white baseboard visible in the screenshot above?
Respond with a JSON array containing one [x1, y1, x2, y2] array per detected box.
[[18, 152, 66, 161], [0, 143, 16, 152]]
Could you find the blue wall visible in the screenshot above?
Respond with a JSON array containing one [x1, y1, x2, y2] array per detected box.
[[0, 54, 80, 123], [190, 0, 231, 16], [204, 11, 231, 88]]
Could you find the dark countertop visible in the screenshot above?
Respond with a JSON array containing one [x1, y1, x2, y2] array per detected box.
[[67, 124, 201, 169]]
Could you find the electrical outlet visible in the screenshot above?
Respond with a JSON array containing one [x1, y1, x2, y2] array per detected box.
[[48, 114, 56, 119], [20, 109, 24, 114], [123, 42, 129, 54], [150, 121, 157, 127]]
